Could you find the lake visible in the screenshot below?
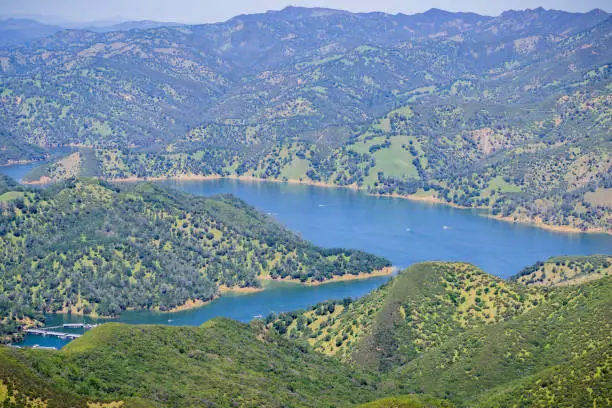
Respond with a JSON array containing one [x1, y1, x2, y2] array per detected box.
[[1, 165, 611, 349]]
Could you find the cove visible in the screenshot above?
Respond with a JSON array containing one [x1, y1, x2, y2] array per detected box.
[[1, 165, 610, 349]]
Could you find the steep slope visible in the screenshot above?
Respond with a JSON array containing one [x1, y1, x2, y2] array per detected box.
[[479, 343, 610, 407], [270, 263, 544, 370], [0, 131, 47, 166], [392, 276, 611, 406], [0, 178, 389, 341], [270, 262, 611, 406], [0, 318, 378, 407]]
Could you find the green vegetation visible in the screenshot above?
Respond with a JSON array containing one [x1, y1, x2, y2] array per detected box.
[[270, 262, 611, 406], [0, 131, 46, 167], [357, 395, 454, 408], [511, 255, 611, 286], [479, 343, 611, 407], [394, 276, 611, 407], [0, 177, 389, 341], [0, 7, 610, 406], [1, 262, 609, 407], [0, 318, 378, 407], [0, 8, 610, 232], [270, 263, 544, 369]]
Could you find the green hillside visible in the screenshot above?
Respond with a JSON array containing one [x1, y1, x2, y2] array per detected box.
[[0, 8, 610, 232], [270, 262, 611, 406], [0, 177, 389, 342], [0, 131, 46, 167], [270, 262, 544, 370], [0, 318, 378, 407], [479, 344, 610, 407], [511, 254, 612, 286], [357, 395, 453, 408], [1, 262, 609, 407], [394, 276, 611, 406]]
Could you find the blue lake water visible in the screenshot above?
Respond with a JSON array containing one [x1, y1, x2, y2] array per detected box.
[[1, 165, 610, 349]]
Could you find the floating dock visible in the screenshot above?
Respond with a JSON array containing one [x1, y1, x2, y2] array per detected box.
[[24, 329, 82, 339]]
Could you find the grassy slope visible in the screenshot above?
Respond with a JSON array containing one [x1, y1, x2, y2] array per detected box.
[[390, 276, 611, 406], [511, 254, 612, 286], [0, 318, 378, 407], [357, 395, 454, 408], [271, 262, 611, 406], [271, 263, 543, 371]]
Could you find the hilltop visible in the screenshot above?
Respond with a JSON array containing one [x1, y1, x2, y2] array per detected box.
[[0, 7, 609, 232], [269, 262, 545, 369], [0, 175, 389, 342]]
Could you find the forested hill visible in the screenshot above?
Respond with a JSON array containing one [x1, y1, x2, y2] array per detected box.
[[0, 175, 389, 341], [269, 262, 611, 407], [0, 7, 610, 232], [0, 318, 382, 407]]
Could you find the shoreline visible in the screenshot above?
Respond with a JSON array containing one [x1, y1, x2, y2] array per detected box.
[[38, 268, 396, 320], [371, 192, 604, 234], [168, 267, 395, 313], [16, 171, 610, 235], [22, 175, 52, 185], [484, 213, 605, 235], [259, 266, 396, 286], [0, 159, 40, 167]]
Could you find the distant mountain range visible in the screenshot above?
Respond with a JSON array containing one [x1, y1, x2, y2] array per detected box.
[[0, 6, 610, 233], [1, 7, 608, 45], [0, 18, 62, 46], [0, 17, 182, 45]]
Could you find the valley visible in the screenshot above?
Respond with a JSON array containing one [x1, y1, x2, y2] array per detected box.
[[0, 7, 610, 233], [0, 4, 610, 407]]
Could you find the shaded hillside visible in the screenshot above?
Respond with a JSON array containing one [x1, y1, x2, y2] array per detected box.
[[479, 343, 610, 407], [0, 131, 46, 166], [393, 276, 611, 407], [0, 177, 389, 341], [0, 318, 378, 407]]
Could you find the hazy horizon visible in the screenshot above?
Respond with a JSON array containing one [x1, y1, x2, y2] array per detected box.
[[0, 0, 610, 25]]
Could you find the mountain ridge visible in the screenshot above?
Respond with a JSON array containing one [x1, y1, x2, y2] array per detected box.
[[0, 6, 610, 232]]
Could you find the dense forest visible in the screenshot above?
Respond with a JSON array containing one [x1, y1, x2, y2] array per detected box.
[[0, 175, 389, 341], [0, 7, 609, 232], [0, 261, 608, 407]]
